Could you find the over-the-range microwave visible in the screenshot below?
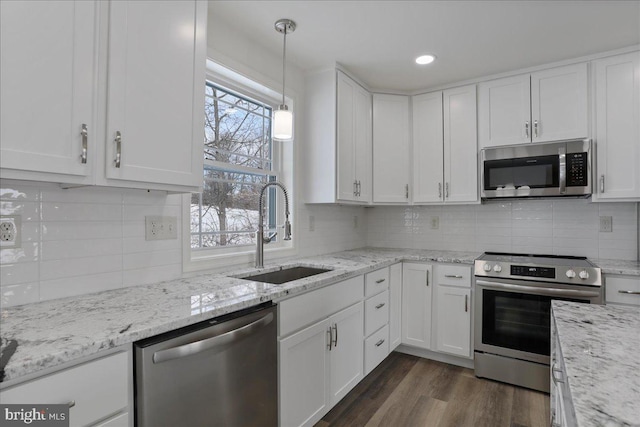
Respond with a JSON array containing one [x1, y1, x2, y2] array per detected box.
[[481, 139, 592, 199]]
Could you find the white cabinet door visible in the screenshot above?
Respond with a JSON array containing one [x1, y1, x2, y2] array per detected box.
[[354, 84, 373, 202], [0, 0, 97, 181], [412, 92, 444, 203], [328, 302, 364, 406], [435, 286, 471, 358], [337, 71, 357, 201], [531, 63, 588, 143], [593, 52, 640, 200], [401, 263, 433, 349], [388, 263, 402, 350], [373, 94, 410, 203], [478, 74, 531, 148], [443, 84, 478, 203], [279, 319, 330, 427], [105, 0, 205, 189]]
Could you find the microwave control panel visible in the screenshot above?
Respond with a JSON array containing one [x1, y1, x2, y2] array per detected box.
[[566, 152, 588, 187]]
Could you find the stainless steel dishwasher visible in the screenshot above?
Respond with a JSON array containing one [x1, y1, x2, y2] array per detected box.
[[134, 302, 277, 427]]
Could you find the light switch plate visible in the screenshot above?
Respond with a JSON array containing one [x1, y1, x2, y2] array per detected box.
[[145, 216, 178, 240], [0, 215, 21, 249]]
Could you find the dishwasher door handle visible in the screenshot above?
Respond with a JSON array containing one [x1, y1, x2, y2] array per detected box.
[[152, 312, 274, 364]]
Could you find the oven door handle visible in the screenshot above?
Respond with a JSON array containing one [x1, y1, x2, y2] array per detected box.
[[476, 280, 601, 298]]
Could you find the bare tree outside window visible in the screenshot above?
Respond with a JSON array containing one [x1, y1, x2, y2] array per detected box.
[[191, 83, 275, 249]]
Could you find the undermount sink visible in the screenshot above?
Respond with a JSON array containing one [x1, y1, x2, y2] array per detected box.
[[239, 266, 332, 285]]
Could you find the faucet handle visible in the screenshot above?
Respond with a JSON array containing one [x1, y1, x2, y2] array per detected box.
[[264, 231, 278, 243]]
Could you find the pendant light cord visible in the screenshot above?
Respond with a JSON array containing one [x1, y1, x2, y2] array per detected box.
[[282, 26, 287, 106]]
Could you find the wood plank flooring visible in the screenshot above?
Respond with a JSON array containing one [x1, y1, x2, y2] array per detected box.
[[316, 352, 549, 427]]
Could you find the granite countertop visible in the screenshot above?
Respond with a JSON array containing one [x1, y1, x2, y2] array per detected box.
[[552, 301, 640, 427], [0, 247, 478, 385], [594, 258, 640, 276]]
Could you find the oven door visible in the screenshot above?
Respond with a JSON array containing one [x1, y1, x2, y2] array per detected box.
[[474, 278, 602, 365]]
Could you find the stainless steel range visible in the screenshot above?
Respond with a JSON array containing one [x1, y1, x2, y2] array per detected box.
[[473, 252, 602, 393]]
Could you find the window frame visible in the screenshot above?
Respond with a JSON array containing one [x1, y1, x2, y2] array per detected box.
[[182, 60, 296, 273]]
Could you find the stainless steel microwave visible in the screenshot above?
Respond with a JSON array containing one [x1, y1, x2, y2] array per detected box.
[[481, 139, 591, 199]]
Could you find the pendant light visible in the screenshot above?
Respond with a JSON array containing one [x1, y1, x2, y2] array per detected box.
[[273, 19, 296, 140]]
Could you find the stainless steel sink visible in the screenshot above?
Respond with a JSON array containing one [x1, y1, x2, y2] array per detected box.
[[239, 266, 332, 285]]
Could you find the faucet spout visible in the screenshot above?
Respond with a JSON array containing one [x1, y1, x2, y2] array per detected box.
[[256, 181, 291, 268]]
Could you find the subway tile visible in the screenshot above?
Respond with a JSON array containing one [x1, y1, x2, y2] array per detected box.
[[41, 187, 123, 204], [0, 243, 39, 264], [123, 204, 181, 222], [0, 184, 40, 201], [40, 254, 122, 281], [0, 200, 40, 221], [42, 202, 122, 222], [41, 238, 122, 261], [39, 272, 123, 301], [1, 282, 39, 307], [123, 236, 182, 254], [598, 247, 637, 261], [123, 249, 182, 271], [123, 263, 181, 287], [42, 221, 123, 241], [0, 262, 39, 285]]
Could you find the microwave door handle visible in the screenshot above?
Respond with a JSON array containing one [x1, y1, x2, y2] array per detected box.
[[476, 280, 600, 299], [559, 146, 566, 194]]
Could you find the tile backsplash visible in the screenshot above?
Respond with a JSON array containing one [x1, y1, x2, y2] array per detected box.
[[366, 200, 638, 261]]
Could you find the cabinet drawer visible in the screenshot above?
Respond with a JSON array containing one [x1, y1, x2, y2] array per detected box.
[[365, 290, 389, 337], [364, 325, 389, 375], [365, 267, 390, 297], [436, 264, 471, 287], [280, 275, 364, 337], [0, 351, 129, 427], [606, 276, 640, 306]]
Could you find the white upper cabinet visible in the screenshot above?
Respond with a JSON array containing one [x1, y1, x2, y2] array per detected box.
[[0, 0, 97, 182], [0, 0, 206, 192], [412, 85, 478, 204], [479, 63, 588, 148], [373, 94, 411, 203], [336, 71, 372, 202], [305, 69, 371, 204], [104, 0, 206, 189], [592, 51, 640, 201]]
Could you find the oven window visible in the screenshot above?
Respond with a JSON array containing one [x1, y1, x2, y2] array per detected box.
[[481, 290, 585, 356], [484, 155, 558, 190]]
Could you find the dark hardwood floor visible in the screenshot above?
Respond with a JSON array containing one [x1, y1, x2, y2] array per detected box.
[[316, 352, 549, 427]]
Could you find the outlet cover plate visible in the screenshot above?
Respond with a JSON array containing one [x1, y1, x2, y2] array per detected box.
[[145, 216, 178, 240], [431, 216, 439, 230], [0, 215, 21, 249], [599, 216, 613, 233]]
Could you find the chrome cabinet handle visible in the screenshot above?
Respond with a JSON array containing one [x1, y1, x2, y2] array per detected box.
[[375, 278, 386, 284], [464, 295, 468, 312], [153, 312, 274, 363], [405, 184, 409, 199], [525, 121, 529, 138], [438, 182, 442, 198], [354, 181, 357, 197], [600, 175, 605, 193], [445, 274, 463, 279], [114, 131, 122, 168], [332, 324, 338, 347], [375, 339, 385, 347], [551, 363, 564, 384], [426, 270, 429, 286], [559, 146, 566, 194], [445, 183, 449, 198], [534, 120, 539, 138], [357, 181, 361, 196], [327, 327, 333, 351], [618, 290, 640, 295], [375, 302, 386, 309], [80, 124, 88, 164]]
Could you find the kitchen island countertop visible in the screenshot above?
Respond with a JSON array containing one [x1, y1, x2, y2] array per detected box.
[[552, 300, 640, 427]]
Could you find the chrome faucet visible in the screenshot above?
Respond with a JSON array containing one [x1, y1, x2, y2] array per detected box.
[[256, 181, 291, 268]]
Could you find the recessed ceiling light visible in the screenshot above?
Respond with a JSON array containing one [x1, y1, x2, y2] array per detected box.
[[415, 54, 436, 65]]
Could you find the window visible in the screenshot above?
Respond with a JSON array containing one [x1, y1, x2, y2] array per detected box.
[[191, 83, 279, 251]]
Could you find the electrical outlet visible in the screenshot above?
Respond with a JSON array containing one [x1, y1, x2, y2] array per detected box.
[[145, 216, 178, 240], [431, 216, 439, 230], [353, 215, 358, 229], [308, 215, 315, 232], [599, 216, 613, 233], [0, 215, 21, 249]]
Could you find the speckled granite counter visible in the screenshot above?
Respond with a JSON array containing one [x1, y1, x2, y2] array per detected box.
[[0, 248, 478, 385], [552, 301, 640, 427], [595, 258, 640, 276]]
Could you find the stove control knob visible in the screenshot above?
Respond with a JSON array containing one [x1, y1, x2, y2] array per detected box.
[[579, 270, 590, 280], [493, 264, 502, 273], [566, 269, 576, 279], [483, 264, 492, 272]]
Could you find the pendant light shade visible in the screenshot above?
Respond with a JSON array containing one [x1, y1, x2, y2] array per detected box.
[[273, 19, 296, 141]]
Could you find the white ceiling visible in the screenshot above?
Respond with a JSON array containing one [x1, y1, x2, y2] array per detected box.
[[208, 1, 640, 92]]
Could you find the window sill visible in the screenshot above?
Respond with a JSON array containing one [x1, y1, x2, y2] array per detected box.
[[183, 244, 298, 275]]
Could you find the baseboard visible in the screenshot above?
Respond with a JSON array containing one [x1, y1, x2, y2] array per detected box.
[[395, 344, 475, 370]]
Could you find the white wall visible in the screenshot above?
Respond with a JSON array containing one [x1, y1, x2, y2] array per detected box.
[[367, 200, 638, 260]]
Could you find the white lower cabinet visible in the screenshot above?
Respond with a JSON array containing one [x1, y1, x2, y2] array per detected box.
[[604, 275, 640, 306], [388, 263, 402, 350], [435, 286, 471, 357], [0, 350, 131, 427], [401, 263, 433, 349], [328, 303, 365, 405]]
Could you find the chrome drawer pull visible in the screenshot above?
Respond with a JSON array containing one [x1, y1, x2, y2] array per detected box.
[[525, 121, 529, 138], [464, 295, 468, 312], [375, 303, 386, 309], [375, 278, 386, 284], [114, 131, 122, 168], [426, 270, 429, 286], [80, 124, 88, 164], [332, 324, 338, 347], [618, 290, 640, 295], [600, 175, 605, 193], [534, 120, 539, 138], [375, 339, 385, 347], [445, 274, 463, 279], [327, 327, 333, 351]]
